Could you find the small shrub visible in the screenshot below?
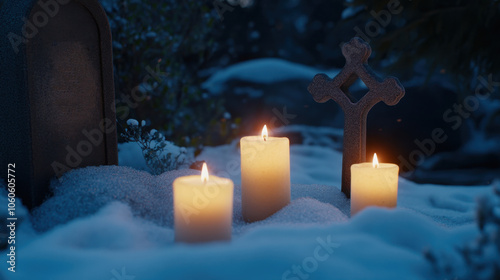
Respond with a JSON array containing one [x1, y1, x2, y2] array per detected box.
[[121, 119, 188, 175]]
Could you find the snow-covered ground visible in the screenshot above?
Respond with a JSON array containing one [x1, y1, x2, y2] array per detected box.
[[0, 136, 495, 280]]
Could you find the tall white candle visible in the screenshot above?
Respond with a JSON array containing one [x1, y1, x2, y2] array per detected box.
[[240, 125, 291, 222], [351, 153, 399, 216], [173, 163, 234, 243]]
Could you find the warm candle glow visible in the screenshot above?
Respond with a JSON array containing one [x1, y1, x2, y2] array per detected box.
[[174, 162, 234, 243], [201, 162, 209, 183], [262, 125, 268, 141], [373, 153, 379, 168], [351, 154, 399, 216], [241, 125, 290, 222]]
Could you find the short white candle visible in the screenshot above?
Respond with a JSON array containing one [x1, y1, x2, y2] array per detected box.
[[173, 163, 234, 243], [350, 153, 399, 216], [240, 125, 291, 222]]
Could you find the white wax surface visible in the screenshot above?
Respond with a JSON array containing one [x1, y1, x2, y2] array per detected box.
[[350, 163, 399, 216], [240, 136, 291, 222], [173, 175, 233, 243]]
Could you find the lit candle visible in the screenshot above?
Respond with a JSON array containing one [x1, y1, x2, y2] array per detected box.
[[173, 163, 234, 243], [350, 153, 399, 216], [240, 125, 291, 222]]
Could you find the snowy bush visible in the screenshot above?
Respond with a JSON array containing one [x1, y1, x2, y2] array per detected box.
[[121, 119, 188, 175], [425, 183, 500, 280]]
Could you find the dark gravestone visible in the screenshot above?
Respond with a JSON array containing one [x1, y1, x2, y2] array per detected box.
[[0, 0, 117, 209]]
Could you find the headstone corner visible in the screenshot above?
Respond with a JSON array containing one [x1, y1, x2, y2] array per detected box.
[[0, 0, 118, 209]]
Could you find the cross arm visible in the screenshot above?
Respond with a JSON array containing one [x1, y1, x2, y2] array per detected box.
[[307, 73, 351, 109], [357, 65, 405, 110]]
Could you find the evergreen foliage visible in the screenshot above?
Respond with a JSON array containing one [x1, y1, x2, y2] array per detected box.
[[347, 0, 500, 96], [101, 0, 236, 148]]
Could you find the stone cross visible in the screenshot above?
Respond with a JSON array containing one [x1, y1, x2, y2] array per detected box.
[[0, 0, 117, 209], [307, 37, 405, 198]]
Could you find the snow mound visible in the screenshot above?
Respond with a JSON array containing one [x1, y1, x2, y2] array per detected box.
[[32, 166, 198, 232], [31, 165, 349, 235], [117, 142, 149, 171], [251, 198, 348, 227], [37, 202, 173, 250], [203, 58, 340, 93], [292, 184, 350, 215]]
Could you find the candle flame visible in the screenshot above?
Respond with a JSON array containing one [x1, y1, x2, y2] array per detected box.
[[373, 153, 379, 168], [201, 162, 209, 183], [262, 125, 268, 141]]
